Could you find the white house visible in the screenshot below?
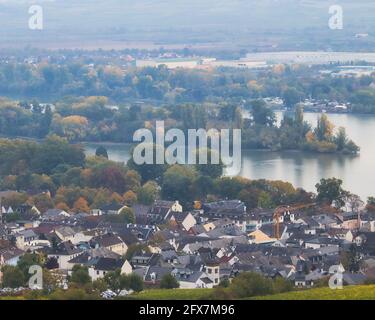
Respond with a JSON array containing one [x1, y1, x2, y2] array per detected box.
[[88, 258, 132, 281]]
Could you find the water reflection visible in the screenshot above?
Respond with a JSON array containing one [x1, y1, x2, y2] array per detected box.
[[84, 112, 375, 200]]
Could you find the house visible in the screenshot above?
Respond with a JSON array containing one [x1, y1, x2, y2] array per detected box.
[[15, 229, 38, 249], [203, 219, 235, 232], [47, 241, 83, 270], [311, 214, 340, 229], [202, 200, 246, 220], [147, 200, 183, 222], [144, 266, 174, 285], [88, 258, 132, 281], [91, 203, 128, 216], [90, 233, 128, 256], [174, 271, 215, 289], [0, 225, 9, 240], [304, 237, 340, 249], [337, 212, 360, 230], [169, 212, 196, 231], [42, 209, 70, 221], [55, 226, 77, 242], [293, 272, 315, 288], [14, 204, 41, 217], [249, 228, 277, 244], [0, 247, 24, 266], [130, 253, 160, 269]]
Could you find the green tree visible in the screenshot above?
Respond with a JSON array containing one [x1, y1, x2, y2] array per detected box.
[[119, 207, 136, 224], [160, 274, 179, 289], [334, 127, 348, 151], [315, 177, 347, 207], [257, 191, 274, 209], [341, 244, 362, 273], [127, 273, 144, 292], [250, 99, 276, 127], [95, 146, 108, 159], [70, 265, 91, 286], [161, 165, 197, 207], [1, 266, 25, 288], [283, 88, 302, 108], [229, 272, 273, 298], [315, 113, 334, 141], [138, 181, 159, 205]]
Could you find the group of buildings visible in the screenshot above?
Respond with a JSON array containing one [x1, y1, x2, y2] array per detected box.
[[1, 198, 375, 292]]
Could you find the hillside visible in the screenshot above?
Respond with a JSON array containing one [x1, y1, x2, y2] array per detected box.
[[253, 285, 375, 300]]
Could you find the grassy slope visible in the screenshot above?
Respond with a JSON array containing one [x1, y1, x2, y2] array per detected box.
[[126, 289, 212, 300], [129, 285, 375, 300], [3, 285, 375, 300], [253, 285, 375, 300]]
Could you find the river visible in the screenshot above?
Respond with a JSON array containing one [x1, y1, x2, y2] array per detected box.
[[85, 112, 375, 201]]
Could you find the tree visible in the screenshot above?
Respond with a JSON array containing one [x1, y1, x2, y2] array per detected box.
[[160, 274, 179, 289], [118, 207, 135, 224], [161, 165, 197, 207], [138, 181, 159, 205], [257, 191, 274, 209], [250, 99, 276, 127], [104, 269, 122, 291], [123, 190, 137, 206], [73, 197, 90, 213], [315, 177, 347, 207], [367, 197, 375, 212], [194, 149, 224, 179], [95, 146, 108, 159], [127, 273, 144, 292], [17, 253, 44, 285], [70, 265, 91, 286], [273, 277, 293, 294], [344, 193, 364, 213], [229, 272, 273, 298], [334, 127, 348, 151], [2, 266, 25, 288], [283, 88, 302, 108], [1, 266, 25, 288], [315, 113, 334, 141], [341, 244, 362, 273]]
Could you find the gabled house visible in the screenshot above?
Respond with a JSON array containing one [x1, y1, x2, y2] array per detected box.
[[202, 200, 246, 220], [147, 200, 183, 223], [42, 209, 70, 221], [144, 266, 174, 285], [55, 226, 77, 242], [90, 233, 128, 256], [169, 212, 197, 231], [88, 258, 132, 281], [130, 253, 160, 269], [91, 203, 128, 216], [47, 241, 83, 270], [15, 229, 38, 250], [0, 247, 24, 266], [174, 270, 215, 289]]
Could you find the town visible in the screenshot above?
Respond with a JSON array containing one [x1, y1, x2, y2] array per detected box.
[[0, 168, 374, 299]]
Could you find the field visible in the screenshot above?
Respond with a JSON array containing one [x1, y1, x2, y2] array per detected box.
[[125, 289, 212, 300], [126, 285, 375, 300], [253, 285, 375, 300]]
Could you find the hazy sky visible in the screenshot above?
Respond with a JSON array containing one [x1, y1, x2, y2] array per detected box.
[[0, 0, 374, 49]]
